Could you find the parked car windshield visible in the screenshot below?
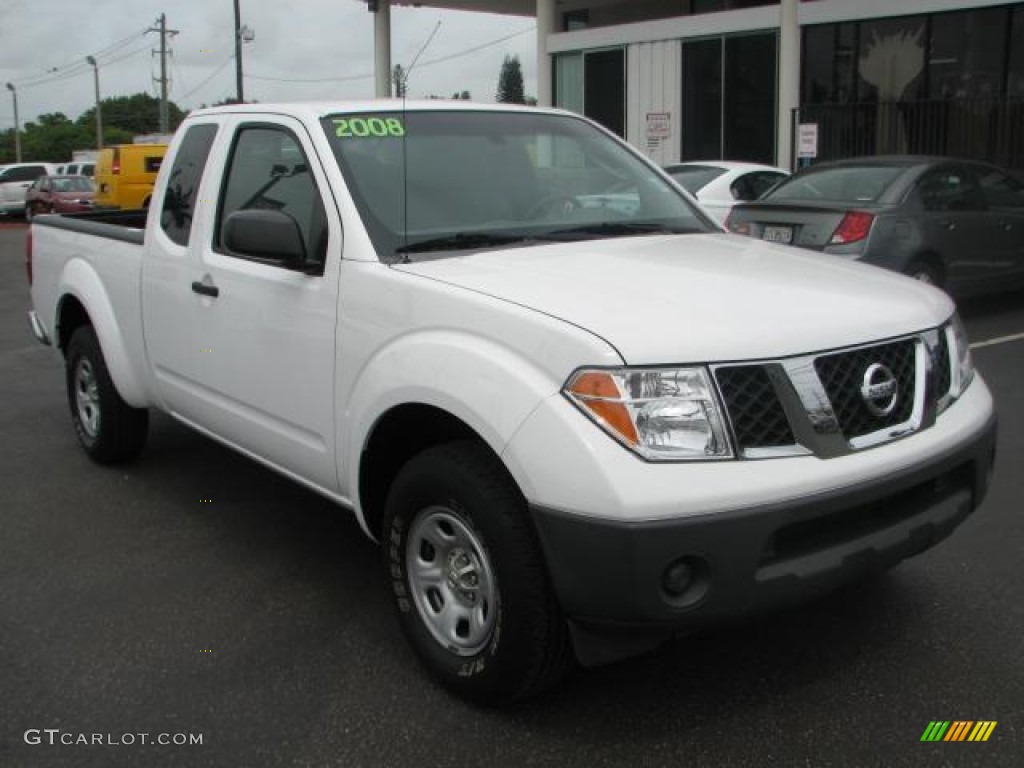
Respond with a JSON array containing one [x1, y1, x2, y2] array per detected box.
[[665, 165, 728, 194], [51, 177, 94, 193], [321, 110, 710, 260], [765, 165, 905, 204]]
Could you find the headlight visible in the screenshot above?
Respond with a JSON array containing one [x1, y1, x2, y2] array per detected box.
[[948, 313, 975, 398], [564, 367, 733, 461]]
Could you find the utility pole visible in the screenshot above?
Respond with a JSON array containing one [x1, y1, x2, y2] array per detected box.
[[234, 0, 244, 103], [148, 14, 178, 134], [86, 56, 103, 149], [5, 83, 20, 162]]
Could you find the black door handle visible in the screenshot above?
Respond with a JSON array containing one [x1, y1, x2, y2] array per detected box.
[[191, 281, 219, 298]]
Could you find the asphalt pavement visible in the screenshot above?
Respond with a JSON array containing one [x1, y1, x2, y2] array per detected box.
[[1, 224, 1022, 767]]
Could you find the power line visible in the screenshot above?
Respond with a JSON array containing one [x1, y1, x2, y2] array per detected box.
[[11, 27, 151, 90], [246, 24, 535, 85], [179, 55, 236, 102]]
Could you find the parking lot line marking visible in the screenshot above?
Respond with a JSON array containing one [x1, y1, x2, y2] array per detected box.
[[970, 332, 1024, 350]]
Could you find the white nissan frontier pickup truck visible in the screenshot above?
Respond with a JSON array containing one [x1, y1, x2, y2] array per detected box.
[[27, 102, 996, 704]]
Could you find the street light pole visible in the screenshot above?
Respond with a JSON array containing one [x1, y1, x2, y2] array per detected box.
[[233, 0, 244, 103], [5, 83, 20, 162], [85, 56, 103, 149]]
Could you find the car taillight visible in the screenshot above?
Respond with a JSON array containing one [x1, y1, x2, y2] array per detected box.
[[26, 228, 33, 286], [723, 211, 750, 236], [112, 148, 121, 175], [829, 211, 874, 244]]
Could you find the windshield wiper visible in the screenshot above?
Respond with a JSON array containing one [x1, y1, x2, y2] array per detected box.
[[540, 221, 702, 241], [395, 232, 536, 255]]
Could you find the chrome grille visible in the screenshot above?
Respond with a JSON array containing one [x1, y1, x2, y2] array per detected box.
[[813, 339, 916, 439], [933, 330, 951, 401], [715, 366, 794, 450], [713, 326, 955, 459]]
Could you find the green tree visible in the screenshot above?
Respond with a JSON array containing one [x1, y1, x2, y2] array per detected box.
[[496, 54, 526, 104], [76, 92, 185, 136], [17, 113, 92, 162]]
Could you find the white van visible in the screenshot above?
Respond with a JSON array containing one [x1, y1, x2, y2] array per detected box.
[[0, 162, 59, 215], [54, 162, 96, 178]]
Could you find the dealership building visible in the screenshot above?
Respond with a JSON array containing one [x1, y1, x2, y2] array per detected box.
[[363, 0, 1024, 171]]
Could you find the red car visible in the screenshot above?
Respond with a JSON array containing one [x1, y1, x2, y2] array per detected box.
[[25, 175, 95, 218]]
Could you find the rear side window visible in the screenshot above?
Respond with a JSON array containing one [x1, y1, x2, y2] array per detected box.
[[916, 166, 983, 212], [731, 171, 787, 201], [666, 165, 727, 194], [160, 124, 218, 246], [975, 167, 1024, 210]]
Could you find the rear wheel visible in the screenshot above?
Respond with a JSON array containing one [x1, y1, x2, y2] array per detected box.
[[382, 441, 570, 705], [65, 326, 148, 464]]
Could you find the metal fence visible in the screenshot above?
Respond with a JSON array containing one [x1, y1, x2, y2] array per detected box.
[[793, 99, 1024, 172]]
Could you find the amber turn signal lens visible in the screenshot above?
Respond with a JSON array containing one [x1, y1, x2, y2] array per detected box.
[[566, 371, 639, 446]]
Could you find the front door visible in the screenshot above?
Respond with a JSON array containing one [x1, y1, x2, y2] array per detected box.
[[187, 117, 341, 492]]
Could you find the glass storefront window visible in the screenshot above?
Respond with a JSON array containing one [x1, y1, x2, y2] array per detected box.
[[929, 8, 1006, 99], [682, 32, 776, 164], [554, 50, 625, 139], [555, 53, 584, 115], [858, 16, 926, 102], [1008, 6, 1024, 100], [682, 39, 723, 160], [803, 24, 834, 103]]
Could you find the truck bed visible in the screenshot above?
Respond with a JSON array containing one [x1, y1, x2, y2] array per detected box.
[[32, 209, 148, 245]]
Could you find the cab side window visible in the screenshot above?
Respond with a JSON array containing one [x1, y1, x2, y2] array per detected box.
[[216, 125, 327, 271], [161, 123, 218, 246]]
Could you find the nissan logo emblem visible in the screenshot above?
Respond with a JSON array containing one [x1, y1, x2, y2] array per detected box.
[[861, 363, 899, 417]]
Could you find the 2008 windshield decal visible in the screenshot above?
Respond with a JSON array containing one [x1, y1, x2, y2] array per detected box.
[[333, 117, 405, 138]]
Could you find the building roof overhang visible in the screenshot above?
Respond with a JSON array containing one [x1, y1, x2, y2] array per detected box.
[[356, 0, 535, 17]]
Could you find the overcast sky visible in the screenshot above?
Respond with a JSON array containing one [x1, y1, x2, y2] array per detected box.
[[0, 0, 537, 129]]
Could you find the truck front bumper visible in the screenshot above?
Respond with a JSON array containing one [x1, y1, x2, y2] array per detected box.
[[505, 379, 997, 661]]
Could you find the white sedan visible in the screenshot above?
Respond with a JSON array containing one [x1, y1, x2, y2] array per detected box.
[[664, 161, 789, 224]]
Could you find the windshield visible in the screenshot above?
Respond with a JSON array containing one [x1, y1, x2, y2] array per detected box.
[[765, 165, 904, 204], [52, 177, 94, 193], [321, 110, 710, 259], [666, 165, 727, 194]]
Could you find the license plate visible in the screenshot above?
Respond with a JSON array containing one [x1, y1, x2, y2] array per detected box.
[[763, 225, 793, 244]]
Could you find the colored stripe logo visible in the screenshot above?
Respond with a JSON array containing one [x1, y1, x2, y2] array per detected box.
[[921, 721, 997, 742]]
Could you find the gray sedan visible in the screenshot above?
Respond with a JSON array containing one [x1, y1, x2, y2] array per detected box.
[[724, 156, 1024, 297]]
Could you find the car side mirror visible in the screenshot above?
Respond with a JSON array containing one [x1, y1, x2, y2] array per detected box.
[[223, 209, 307, 269]]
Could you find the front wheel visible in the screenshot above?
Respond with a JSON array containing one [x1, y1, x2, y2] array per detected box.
[[382, 441, 570, 705], [65, 326, 149, 464]]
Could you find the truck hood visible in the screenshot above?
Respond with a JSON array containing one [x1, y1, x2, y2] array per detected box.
[[394, 233, 954, 364]]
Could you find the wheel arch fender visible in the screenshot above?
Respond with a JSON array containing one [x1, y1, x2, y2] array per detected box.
[[343, 330, 563, 538], [56, 259, 148, 407]]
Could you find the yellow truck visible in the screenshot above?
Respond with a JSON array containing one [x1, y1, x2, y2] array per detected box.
[[94, 144, 168, 209]]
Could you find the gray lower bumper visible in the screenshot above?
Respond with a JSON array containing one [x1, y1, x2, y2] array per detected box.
[[530, 414, 997, 640]]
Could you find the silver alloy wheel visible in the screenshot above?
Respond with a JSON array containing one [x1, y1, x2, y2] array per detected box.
[[406, 506, 498, 656], [74, 358, 101, 439]]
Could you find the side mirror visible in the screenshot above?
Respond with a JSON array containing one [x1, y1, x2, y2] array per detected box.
[[223, 209, 306, 268]]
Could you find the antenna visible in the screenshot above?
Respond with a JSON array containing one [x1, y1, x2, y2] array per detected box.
[[400, 20, 441, 261]]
